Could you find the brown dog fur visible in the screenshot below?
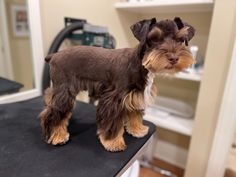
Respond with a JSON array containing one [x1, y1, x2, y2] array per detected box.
[[39, 17, 195, 151]]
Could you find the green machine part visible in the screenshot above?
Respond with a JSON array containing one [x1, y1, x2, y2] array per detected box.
[[67, 32, 114, 49]]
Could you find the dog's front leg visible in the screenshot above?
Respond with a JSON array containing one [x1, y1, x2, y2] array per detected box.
[[99, 127, 126, 152], [125, 111, 149, 138], [97, 91, 126, 152], [122, 90, 150, 138]]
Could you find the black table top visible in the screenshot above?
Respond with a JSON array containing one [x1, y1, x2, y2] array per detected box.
[[0, 77, 23, 96], [0, 97, 155, 177]]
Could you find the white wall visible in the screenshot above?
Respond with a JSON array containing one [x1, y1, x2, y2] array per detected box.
[[40, 0, 140, 54]]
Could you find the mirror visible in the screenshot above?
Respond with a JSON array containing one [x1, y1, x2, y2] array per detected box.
[[0, 0, 34, 97]]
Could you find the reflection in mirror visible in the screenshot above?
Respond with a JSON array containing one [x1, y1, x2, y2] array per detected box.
[[0, 0, 33, 97]]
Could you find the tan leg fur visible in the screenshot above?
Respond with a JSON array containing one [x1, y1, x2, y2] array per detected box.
[[47, 112, 71, 145], [99, 128, 126, 152], [125, 111, 149, 138]]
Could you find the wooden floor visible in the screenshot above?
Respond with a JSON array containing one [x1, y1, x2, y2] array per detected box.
[[140, 158, 184, 177]]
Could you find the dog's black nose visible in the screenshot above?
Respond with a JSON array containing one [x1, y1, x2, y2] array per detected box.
[[169, 57, 179, 64]]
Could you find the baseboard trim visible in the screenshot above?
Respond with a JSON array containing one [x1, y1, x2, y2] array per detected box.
[[153, 139, 188, 169]]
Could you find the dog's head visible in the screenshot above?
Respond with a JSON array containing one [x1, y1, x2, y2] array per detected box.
[[131, 17, 195, 74]]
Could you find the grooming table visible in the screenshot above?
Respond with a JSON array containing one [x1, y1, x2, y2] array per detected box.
[[0, 77, 23, 96], [0, 97, 155, 177]]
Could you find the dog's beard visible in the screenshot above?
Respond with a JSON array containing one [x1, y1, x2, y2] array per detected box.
[[174, 48, 194, 72], [142, 50, 168, 73], [142, 48, 194, 74]]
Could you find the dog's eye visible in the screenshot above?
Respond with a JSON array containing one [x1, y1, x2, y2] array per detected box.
[[176, 38, 188, 46], [178, 40, 184, 45], [175, 37, 184, 43], [176, 37, 189, 46], [159, 48, 168, 53]]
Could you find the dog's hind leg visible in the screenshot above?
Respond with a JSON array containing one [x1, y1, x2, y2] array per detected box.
[[97, 91, 126, 152], [39, 85, 76, 145]]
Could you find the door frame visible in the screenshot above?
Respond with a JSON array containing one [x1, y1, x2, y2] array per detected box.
[[205, 37, 236, 177], [0, 0, 44, 103], [0, 0, 13, 79]]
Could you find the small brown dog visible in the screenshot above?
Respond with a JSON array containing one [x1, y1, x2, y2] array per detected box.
[[39, 17, 195, 152]]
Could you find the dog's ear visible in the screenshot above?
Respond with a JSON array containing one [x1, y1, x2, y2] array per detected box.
[[174, 17, 195, 46], [130, 18, 156, 42], [174, 17, 184, 30], [184, 23, 195, 42]]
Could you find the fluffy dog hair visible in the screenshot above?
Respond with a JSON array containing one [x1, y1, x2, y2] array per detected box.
[[39, 17, 195, 151]]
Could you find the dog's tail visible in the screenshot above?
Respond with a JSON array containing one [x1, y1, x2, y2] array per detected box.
[[45, 53, 54, 62]]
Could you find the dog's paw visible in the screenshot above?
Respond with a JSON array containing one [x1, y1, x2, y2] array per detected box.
[[99, 134, 126, 152], [47, 130, 70, 145], [126, 125, 149, 138]]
